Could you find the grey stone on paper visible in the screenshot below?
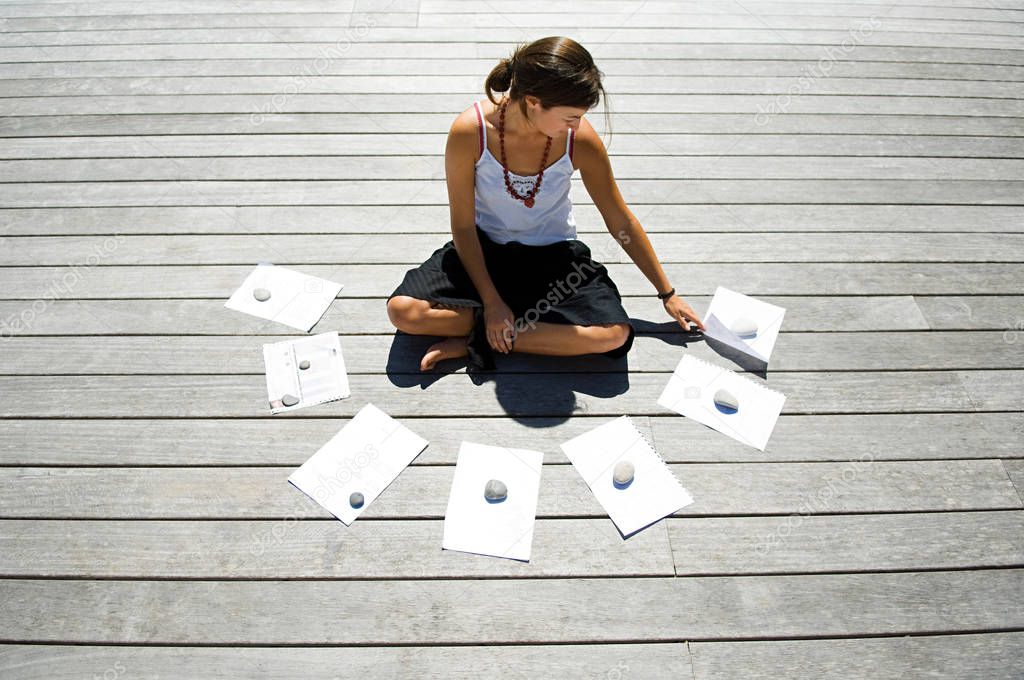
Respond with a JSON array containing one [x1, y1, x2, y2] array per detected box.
[[613, 460, 635, 487], [298, 359, 310, 370], [484, 479, 508, 502], [252, 287, 272, 302], [730, 316, 758, 338], [349, 492, 365, 508], [281, 394, 299, 407], [714, 388, 739, 412]]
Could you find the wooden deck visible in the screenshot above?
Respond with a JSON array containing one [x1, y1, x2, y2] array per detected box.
[[1, 0, 1023, 677]]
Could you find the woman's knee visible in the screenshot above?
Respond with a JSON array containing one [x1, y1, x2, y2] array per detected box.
[[386, 295, 427, 331], [592, 322, 632, 353]]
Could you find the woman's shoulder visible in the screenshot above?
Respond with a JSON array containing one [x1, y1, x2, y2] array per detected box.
[[450, 100, 487, 133]]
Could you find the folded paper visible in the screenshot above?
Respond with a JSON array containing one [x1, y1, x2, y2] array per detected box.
[[702, 286, 786, 364]]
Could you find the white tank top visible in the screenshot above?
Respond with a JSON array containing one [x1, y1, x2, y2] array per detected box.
[[472, 100, 577, 246]]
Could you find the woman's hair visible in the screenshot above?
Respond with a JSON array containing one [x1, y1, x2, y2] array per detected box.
[[484, 36, 612, 145]]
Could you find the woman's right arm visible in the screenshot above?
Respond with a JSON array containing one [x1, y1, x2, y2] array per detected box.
[[445, 110, 516, 353]]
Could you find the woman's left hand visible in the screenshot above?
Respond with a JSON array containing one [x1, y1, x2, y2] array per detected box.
[[664, 294, 705, 332]]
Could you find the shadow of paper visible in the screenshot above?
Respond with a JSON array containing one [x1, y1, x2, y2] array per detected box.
[[703, 334, 768, 378]]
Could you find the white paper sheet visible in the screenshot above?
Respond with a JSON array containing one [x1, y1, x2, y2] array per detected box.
[[263, 332, 350, 414], [288, 403, 428, 525], [702, 286, 786, 363], [658, 354, 786, 452], [442, 442, 543, 562], [560, 416, 693, 538], [225, 263, 343, 332]]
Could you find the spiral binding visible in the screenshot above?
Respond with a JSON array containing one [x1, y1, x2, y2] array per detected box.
[[619, 415, 688, 494]]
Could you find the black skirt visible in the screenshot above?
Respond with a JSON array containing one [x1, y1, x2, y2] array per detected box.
[[388, 227, 635, 371]]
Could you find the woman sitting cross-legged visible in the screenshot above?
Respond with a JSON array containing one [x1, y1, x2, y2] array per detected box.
[[387, 35, 705, 372]]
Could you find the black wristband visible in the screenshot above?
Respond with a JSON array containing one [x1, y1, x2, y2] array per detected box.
[[656, 287, 675, 300]]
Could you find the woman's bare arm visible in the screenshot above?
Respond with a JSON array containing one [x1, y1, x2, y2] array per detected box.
[[574, 118, 705, 331], [445, 107, 517, 351]]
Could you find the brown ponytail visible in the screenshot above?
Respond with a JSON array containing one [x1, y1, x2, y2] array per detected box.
[[484, 36, 612, 146]]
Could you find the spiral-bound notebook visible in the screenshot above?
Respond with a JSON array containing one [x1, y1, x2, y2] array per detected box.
[[560, 416, 694, 538], [658, 354, 786, 452]]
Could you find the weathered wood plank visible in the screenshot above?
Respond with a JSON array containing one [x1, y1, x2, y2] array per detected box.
[[1, 571, 1021, 643], [6, 75, 1022, 98], [1004, 461, 1024, 504], [0, 518, 674, 578], [2, 43, 1019, 66], [1, 332, 1020, 375], [4, 413, 1019, 466], [2, 27, 1020, 50], [2, 461, 1017, 519], [3, 512, 1020, 578], [689, 633, 1024, 680], [4, 135, 1024, 161], [0, 263, 1019, 299], [0, 643, 688, 680], [0, 371, 999, 418], [3, 179, 1022, 208], [3, 205, 1020, 235], [4, 94, 1021, 117], [3, 58, 1021, 80], [958, 370, 1024, 410], [651, 412, 1024, 463], [0, 0, 1016, 19], [5, 11, 1024, 34], [4, 114, 1020, 138], [8, 156, 1024, 182], [3, 233, 1021, 265], [0, 296, 932, 337], [916, 295, 1024, 331], [667, 511, 1024, 575]]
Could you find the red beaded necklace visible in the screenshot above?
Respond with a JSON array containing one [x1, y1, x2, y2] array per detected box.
[[497, 98, 552, 209]]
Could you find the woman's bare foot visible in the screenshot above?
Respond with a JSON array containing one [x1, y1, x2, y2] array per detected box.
[[420, 337, 469, 371]]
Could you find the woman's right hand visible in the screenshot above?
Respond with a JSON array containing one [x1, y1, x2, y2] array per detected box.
[[484, 298, 517, 353]]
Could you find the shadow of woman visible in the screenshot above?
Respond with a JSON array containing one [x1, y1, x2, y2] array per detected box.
[[385, 329, 632, 426]]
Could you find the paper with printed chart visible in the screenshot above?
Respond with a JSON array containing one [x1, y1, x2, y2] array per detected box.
[[658, 355, 786, 452], [702, 286, 786, 363], [263, 332, 350, 414], [442, 442, 543, 562], [560, 416, 693, 538], [225, 263, 343, 332], [288, 403, 428, 525]]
